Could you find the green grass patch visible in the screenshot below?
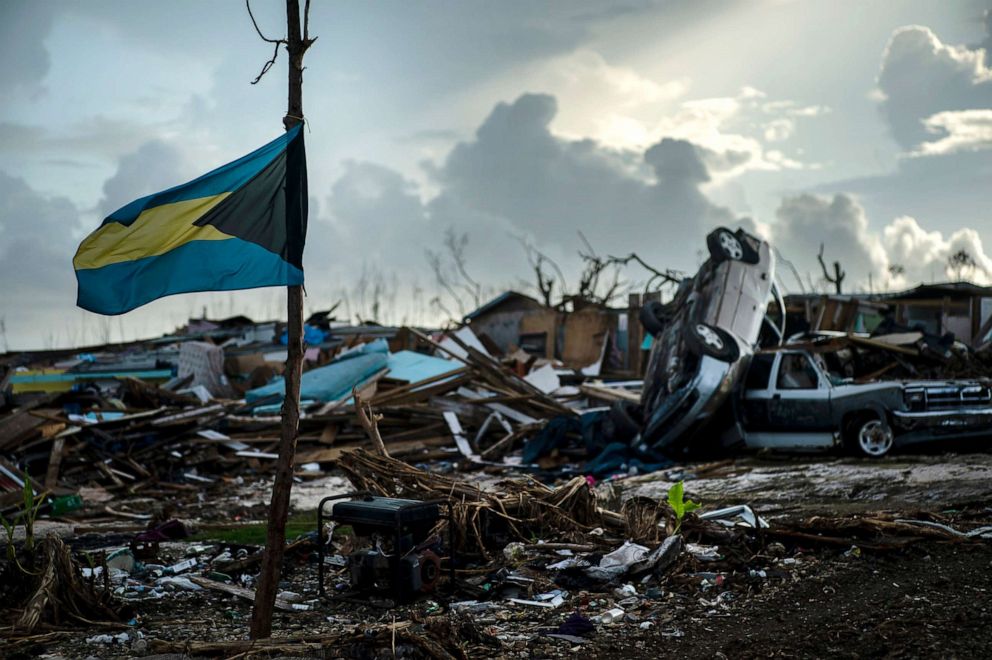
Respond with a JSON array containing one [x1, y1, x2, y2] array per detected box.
[[189, 511, 318, 545]]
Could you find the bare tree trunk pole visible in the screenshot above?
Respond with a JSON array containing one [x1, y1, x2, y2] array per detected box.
[[250, 0, 307, 640]]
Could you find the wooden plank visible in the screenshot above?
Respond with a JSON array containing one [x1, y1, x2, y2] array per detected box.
[[0, 399, 58, 452], [847, 335, 920, 356], [371, 366, 468, 404], [579, 384, 640, 403], [318, 423, 338, 445], [189, 576, 298, 612], [44, 437, 65, 490], [370, 373, 471, 406]]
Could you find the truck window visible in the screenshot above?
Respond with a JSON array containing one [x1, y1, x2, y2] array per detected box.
[[777, 353, 819, 390], [745, 353, 774, 390]]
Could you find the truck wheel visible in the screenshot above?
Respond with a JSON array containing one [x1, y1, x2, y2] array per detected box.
[[687, 323, 739, 362], [845, 415, 893, 458], [639, 300, 667, 335]]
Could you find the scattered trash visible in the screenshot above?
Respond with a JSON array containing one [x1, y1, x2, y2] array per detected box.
[[700, 505, 769, 529], [585, 541, 649, 580], [599, 607, 626, 624], [86, 632, 130, 645]]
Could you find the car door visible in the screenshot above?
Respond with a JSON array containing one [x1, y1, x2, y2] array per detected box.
[[740, 352, 776, 430], [766, 352, 833, 431]]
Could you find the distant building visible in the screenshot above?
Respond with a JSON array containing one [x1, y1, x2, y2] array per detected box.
[[462, 291, 633, 374], [783, 281, 992, 347]]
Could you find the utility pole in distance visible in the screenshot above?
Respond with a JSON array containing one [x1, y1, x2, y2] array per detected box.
[[248, 0, 315, 640]]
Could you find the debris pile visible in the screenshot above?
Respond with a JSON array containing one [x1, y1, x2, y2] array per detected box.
[[2, 276, 992, 656], [0, 312, 657, 528]]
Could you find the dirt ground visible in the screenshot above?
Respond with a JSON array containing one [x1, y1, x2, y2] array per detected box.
[[3, 451, 992, 659]]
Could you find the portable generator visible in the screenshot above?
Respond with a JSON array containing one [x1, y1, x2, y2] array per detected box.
[[317, 494, 450, 602]]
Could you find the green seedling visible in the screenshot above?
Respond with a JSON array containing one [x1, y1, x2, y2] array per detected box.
[[1, 514, 15, 561], [20, 475, 48, 553], [0, 473, 48, 573], [667, 480, 700, 534]]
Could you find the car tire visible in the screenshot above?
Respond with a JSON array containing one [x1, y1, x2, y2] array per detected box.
[[707, 227, 761, 264], [686, 323, 739, 362], [639, 300, 667, 335], [707, 227, 746, 262], [845, 414, 894, 458]]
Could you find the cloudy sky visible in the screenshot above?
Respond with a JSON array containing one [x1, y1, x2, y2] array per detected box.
[[1, 0, 991, 350]]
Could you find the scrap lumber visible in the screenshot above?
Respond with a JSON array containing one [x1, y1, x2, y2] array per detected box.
[[43, 438, 65, 490], [188, 576, 298, 611], [579, 383, 640, 403], [846, 334, 920, 356], [0, 397, 59, 452]]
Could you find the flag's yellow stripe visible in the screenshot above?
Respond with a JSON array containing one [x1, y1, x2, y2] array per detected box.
[[74, 193, 234, 270]]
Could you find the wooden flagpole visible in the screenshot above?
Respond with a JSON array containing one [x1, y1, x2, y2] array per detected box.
[[250, 0, 313, 639]]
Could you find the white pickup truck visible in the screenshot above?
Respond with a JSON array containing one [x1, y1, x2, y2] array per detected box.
[[739, 348, 992, 457]]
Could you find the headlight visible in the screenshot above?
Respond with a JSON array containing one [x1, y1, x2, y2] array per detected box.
[[904, 389, 925, 410]]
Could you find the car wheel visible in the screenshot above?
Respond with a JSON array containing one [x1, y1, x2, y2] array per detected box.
[[846, 415, 893, 458], [687, 323, 739, 362], [707, 228, 745, 261], [639, 300, 667, 335]]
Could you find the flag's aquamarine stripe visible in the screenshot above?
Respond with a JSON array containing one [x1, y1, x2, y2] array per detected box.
[[76, 237, 304, 315]]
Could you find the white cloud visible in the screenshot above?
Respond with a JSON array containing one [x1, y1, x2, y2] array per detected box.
[[772, 192, 992, 292], [511, 49, 689, 149], [761, 100, 830, 118], [913, 109, 992, 156], [883, 216, 992, 285], [651, 87, 810, 179], [877, 25, 992, 151], [772, 193, 888, 290], [483, 50, 821, 179], [763, 118, 795, 142]]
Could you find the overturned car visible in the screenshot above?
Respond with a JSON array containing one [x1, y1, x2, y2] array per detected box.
[[739, 348, 992, 457], [632, 226, 783, 455]]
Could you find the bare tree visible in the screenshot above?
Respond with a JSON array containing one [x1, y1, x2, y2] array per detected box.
[[605, 253, 682, 296], [817, 243, 846, 294], [444, 228, 483, 308], [425, 248, 465, 314], [516, 236, 569, 306], [425, 228, 488, 317], [948, 249, 977, 281], [429, 295, 458, 323]]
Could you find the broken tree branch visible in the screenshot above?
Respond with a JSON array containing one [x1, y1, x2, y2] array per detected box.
[[354, 391, 390, 458], [246, 0, 288, 85], [607, 253, 683, 291], [817, 243, 846, 294]]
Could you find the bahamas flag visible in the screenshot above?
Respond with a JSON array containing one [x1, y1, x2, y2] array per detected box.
[[74, 124, 307, 315]]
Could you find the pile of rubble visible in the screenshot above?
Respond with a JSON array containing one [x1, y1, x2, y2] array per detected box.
[[0, 316, 651, 522]]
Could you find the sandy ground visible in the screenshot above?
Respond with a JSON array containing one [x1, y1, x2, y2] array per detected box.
[[619, 452, 992, 518]]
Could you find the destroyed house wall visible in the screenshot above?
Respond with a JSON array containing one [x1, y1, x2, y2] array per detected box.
[[467, 304, 627, 371], [894, 299, 980, 345], [469, 310, 533, 356]]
